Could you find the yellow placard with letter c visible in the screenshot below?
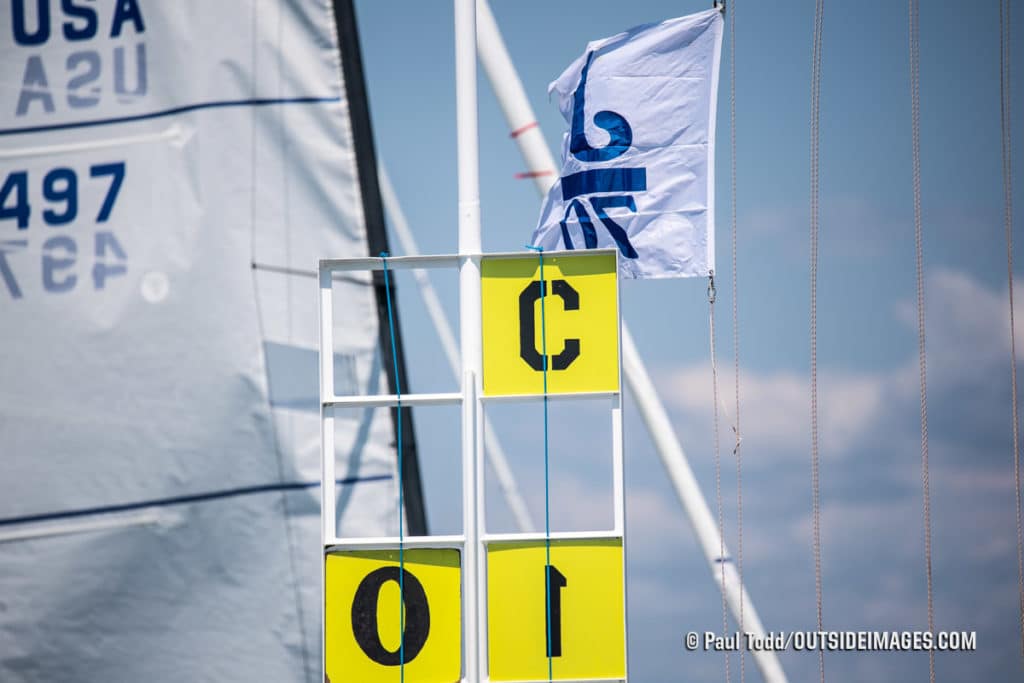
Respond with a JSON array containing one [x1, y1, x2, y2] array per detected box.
[[481, 251, 619, 396]]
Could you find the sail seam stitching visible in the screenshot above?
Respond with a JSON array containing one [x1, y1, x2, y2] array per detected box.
[[0, 475, 393, 529], [0, 97, 340, 137]]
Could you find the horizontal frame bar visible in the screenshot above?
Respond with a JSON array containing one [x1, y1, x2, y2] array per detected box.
[[480, 390, 619, 404], [323, 392, 463, 408], [483, 677, 625, 683], [480, 246, 619, 262], [319, 248, 621, 275], [321, 254, 461, 272], [325, 533, 466, 550], [483, 530, 621, 544]]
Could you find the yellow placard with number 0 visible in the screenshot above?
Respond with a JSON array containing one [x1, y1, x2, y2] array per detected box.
[[324, 549, 461, 683], [486, 538, 626, 681]]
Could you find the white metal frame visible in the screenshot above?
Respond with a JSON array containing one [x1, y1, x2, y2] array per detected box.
[[318, 248, 629, 682], [320, 2, 627, 679]]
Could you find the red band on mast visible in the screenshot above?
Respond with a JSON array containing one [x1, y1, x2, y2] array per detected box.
[[509, 121, 539, 138]]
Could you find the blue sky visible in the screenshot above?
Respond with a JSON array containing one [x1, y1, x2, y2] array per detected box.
[[353, 1, 1023, 680]]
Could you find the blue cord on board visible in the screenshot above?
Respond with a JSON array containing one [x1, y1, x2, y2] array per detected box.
[[526, 244, 554, 681], [380, 252, 406, 682]]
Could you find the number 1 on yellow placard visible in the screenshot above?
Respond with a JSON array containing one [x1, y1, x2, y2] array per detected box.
[[546, 564, 567, 658], [487, 539, 625, 681]]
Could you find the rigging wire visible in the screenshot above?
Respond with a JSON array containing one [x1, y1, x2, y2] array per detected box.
[[809, 0, 826, 680], [380, 254, 406, 682], [907, 1, 936, 680], [727, 2, 746, 680], [998, 0, 1024, 657], [709, 274, 732, 683]]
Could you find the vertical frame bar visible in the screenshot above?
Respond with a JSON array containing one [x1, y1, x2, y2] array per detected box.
[[612, 249, 625, 538], [475, 370, 489, 680], [317, 264, 337, 540], [461, 370, 480, 681], [611, 395, 625, 537], [318, 263, 335, 683], [614, 391, 629, 682], [613, 250, 628, 680], [319, 264, 337, 542]]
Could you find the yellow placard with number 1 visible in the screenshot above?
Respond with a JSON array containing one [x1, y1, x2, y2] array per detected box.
[[486, 538, 626, 681]]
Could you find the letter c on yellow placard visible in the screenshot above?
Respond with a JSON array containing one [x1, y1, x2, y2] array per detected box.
[[518, 279, 580, 371]]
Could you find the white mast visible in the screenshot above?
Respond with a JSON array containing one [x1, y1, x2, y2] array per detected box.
[[455, 0, 484, 680], [475, 2, 788, 681]]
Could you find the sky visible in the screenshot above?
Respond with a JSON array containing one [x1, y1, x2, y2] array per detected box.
[[352, 0, 1023, 680]]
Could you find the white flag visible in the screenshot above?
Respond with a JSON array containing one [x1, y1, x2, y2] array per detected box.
[[531, 8, 724, 279]]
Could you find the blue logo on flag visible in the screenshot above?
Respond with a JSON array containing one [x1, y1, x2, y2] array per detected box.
[[558, 51, 645, 259]]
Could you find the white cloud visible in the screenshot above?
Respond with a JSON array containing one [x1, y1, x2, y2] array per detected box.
[[745, 196, 913, 257], [894, 267, 1024, 377], [660, 363, 885, 459], [658, 268, 1024, 462]]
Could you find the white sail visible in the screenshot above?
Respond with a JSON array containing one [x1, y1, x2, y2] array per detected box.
[[0, 1, 405, 680]]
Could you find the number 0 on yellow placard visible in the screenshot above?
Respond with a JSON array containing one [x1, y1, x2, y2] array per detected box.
[[324, 549, 461, 683], [481, 251, 619, 396], [486, 538, 626, 681]]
